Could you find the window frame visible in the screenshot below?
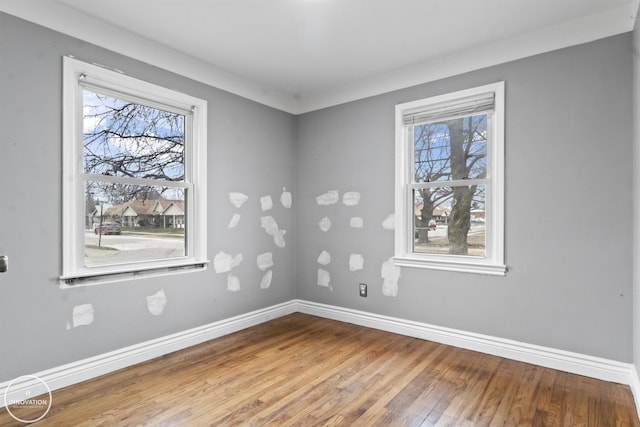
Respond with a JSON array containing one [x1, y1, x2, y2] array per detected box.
[[394, 82, 506, 276], [61, 57, 208, 285]]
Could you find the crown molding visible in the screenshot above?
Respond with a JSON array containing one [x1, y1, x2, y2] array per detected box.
[[296, 4, 635, 113], [0, 0, 299, 113], [0, 1, 635, 114]]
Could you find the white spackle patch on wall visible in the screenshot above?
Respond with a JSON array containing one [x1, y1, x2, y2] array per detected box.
[[227, 213, 241, 229], [381, 257, 401, 297], [228, 192, 249, 208], [260, 270, 273, 289], [72, 303, 94, 328], [342, 191, 361, 206], [317, 250, 331, 265], [316, 190, 339, 206], [382, 213, 396, 230], [318, 216, 332, 232], [317, 268, 331, 288], [231, 254, 243, 269], [280, 187, 292, 208], [213, 251, 243, 273], [260, 195, 273, 211], [147, 289, 167, 316], [350, 217, 364, 228], [257, 252, 274, 271], [260, 216, 286, 248], [227, 274, 241, 292], [349, 254, 365, 271]]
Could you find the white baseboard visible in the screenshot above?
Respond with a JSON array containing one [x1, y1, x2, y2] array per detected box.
[[295, 300, 636, 386], [0, 300, 297, 407], [630, 365, 640, 421], [1, 298, 637, 415]]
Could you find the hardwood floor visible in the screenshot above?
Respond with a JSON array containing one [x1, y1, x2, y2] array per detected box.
[[1, 313, 638, 426]]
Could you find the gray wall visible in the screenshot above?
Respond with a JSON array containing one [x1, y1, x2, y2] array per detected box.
[[633, 6, 640, 377], [0, 11, 635, 384], [0, 13, 296, 382], [296, 34, 633, 362]]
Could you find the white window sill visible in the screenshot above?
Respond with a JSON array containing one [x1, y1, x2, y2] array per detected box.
[[59, 260, 209, 288], [393, 256, 507, 276]]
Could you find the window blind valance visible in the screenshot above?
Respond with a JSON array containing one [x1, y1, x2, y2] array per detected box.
[[402, 92, 495, 125]]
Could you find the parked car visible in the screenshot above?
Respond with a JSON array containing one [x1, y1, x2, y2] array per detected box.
[[94, 222, 122, 235]]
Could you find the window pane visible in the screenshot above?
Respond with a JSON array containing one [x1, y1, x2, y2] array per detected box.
[[413, 114, 487, 183], [83, 89, 185, 180], [413, 185, 486, 257], [84, 182, 186, 267]]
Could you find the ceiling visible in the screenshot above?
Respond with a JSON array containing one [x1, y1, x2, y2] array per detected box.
[[0, 0, 637, 113]]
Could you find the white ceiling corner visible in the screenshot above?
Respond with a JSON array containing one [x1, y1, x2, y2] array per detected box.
[[0, 0, 636, 114]]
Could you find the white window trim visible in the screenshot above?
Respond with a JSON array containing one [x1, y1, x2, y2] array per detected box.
[[394, 82, 506, 276], [61, 57, 208, 285]]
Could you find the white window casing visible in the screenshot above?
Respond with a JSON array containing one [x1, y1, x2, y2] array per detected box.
[[61, 57, 208, 285], [394, 82, 506, 276]]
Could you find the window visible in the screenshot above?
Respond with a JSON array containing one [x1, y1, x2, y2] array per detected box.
[[62, 57, 207, 284], [394, 82, 505, 275]]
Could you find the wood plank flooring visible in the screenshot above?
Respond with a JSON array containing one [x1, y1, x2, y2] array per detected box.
[[0, 313, 638, 426]]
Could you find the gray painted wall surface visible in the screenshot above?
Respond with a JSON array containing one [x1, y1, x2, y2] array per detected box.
[[296, 34, 633, 362], [633, 10, 640, 375], [0, 11, 635, 383], [0, 13, 296, 382]]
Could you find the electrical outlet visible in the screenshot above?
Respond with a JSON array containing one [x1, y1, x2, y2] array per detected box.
[[359, 283, 367, 297]]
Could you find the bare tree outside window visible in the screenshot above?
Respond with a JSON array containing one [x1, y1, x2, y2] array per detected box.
[[83, 90, 185, 201], [413, 114, 487, 256], [82, 90, 188, 266]]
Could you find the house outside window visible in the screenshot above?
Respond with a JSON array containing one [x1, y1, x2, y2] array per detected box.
[[394, 82, 505, 275], [62, 57, 207, 284]]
